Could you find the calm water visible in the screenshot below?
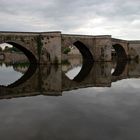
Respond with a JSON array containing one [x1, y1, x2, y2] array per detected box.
[[0, 59, 140, 140]]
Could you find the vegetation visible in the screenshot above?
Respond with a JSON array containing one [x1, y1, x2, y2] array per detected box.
[[13, 62, 30, 68], [4, 46, 12, 52], [3, 46, 21, 53], [0, 61, 29, 68], [61, 59, 70, 65], [63, 47, 71, 54], [12, 46, 21, 53], [35, 35, 43, 61]]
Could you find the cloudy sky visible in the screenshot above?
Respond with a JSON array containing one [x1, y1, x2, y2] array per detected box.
[[0, 0, 140, 40]]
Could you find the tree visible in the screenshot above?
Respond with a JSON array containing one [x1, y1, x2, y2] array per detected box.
[[4, 46, 12, 52], [12, 46, 21, 52]]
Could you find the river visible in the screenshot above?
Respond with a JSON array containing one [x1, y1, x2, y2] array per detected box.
[[0, 58, 140, 140]]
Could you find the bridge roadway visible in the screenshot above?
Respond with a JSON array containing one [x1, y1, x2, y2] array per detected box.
[[0, 61, 140, 99]]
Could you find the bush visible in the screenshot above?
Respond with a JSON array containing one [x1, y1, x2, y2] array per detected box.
[[63, 47, 71, 54]]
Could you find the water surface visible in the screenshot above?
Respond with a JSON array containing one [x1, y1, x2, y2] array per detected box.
[[0, 59, 140, 140]]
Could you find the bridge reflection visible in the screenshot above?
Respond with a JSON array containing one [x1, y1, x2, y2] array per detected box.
[[8, 63, 37, 88], [0, 60, 140, 99]]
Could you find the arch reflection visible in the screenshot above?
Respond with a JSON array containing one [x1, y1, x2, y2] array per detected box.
[[0, 59, 140, 99], [8, 63, 37, 88], [112, 60, 127, 76]]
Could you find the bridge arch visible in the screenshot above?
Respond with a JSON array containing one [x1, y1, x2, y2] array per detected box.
[[112, 44, 127, 60], [4, 42, 37, 63], [62, 41, 94, 90], [112, 60, 127, 76], [7, 63, 37, 88], [73, 41, 94, 61], [62, 61, 94, 91], [0, 41, 38, 88], [72, 61, 93, 82]]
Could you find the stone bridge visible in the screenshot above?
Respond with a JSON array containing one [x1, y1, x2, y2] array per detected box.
[[0, 32, 62, 64], [0, 64, 62, 99], [0, 61, 140, 99], [0, 31, 140, 64]]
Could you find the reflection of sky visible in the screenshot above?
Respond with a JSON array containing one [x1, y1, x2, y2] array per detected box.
[[0, 64, 23, 86], [0, 79, 140, 140], [111, 68, 115, 74], [65, 65, 82, 80], [112, 78, 140, 89], [90, 78, 140, 93]]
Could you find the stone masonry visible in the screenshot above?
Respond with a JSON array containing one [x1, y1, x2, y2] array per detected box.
[[0, 31, 140, 64]]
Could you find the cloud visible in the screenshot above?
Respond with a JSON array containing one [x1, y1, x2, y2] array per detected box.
[[0, 0, 140, 39]]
